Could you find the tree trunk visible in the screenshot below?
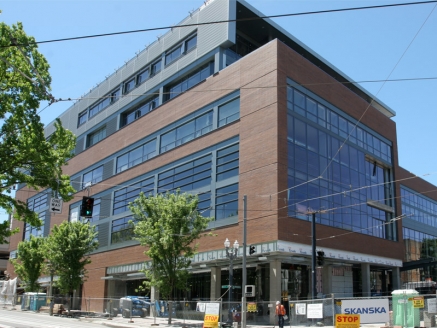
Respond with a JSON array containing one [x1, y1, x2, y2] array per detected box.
[[168, 301, 173, 324]]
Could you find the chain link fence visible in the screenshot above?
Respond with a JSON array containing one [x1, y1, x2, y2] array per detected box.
[[3, 293, 437, 327]]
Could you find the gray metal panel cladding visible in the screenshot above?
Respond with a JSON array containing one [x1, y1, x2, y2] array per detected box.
[[97, 221, 109, 248], [75, 136, 85, 155], [197, 0, 230, 57], [100, 193, 111, 219], [71, 176, 82, 193], [102, 160, 114, 181], [44, 211, 51, 237], [106, 116, 118, 137], [17, 183, 26, 190]]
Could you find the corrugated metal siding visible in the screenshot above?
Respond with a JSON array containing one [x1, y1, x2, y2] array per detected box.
[[106, 117, 118, 137], [197, 0, 230, 57], [97, 222, 109, 248], [75, 136, 85, 155], [100, 193, 112, 219], [102, 160, 114, 181], [43, 0, 232, 139], [44, 211, 51, 237]]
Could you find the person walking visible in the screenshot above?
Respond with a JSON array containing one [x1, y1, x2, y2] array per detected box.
[[275, 300, 286, 328]]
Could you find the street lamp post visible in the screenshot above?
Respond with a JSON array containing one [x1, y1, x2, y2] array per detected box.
[[224, 238, 239, 324], [48, 262, 55, 316]]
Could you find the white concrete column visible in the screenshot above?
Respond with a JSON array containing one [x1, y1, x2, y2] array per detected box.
[[361, 263, 371, 296], [270, 260, 282, 324], [210, 266, 222, 300]]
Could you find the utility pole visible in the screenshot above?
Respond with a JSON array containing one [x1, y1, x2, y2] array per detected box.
[[311, 211, 317, 300], [242, 195, 247, 328]]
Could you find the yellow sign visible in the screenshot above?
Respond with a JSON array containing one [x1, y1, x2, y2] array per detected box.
[[335, 314, 360, 328], [203, 314, 219, 328], [247, 302, 257, 312], [412, 297, 424, 308]]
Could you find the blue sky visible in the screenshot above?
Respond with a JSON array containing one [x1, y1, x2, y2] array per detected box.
[[1, 0, 436, 223]]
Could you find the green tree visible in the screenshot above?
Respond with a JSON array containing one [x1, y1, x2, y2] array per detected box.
[[44, 221, 98, 311], [10, 235, 46, 292], [129, 190, 213, 317], [0, 21, 76, 243]]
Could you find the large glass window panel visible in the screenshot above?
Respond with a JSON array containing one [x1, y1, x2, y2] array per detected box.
[[117, 153, 129, 173], [176, 120, 195, 146], [294, 90, 305, 109], [307, 125, 318, 153], [218, 98, 240, 127], [294, 119, 306, 147], [215, 184, 238, 220]]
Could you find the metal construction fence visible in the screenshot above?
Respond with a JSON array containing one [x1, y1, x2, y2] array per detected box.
[[2, 293, 437, 327]]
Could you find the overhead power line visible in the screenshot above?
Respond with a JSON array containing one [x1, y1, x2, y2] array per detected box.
[[2, 1, 437, 48]]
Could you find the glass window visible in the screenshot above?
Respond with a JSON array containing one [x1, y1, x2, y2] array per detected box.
[[137, 69, 149, 84], [28, 193, 48, 212], [151, 60, 161, 75], [24, 211, 45, 240], [160, 112, 212, 152], [157, 155, 212, 193], [88, 127, 106, 147], [82, 166, 103, 188], [116, 139, 157, 173], [113, 177, 154, 215], [111, 216, 135, 244], [78, 111, 87, 127], [216, 144, 239, 182], [124, 78, 136, 94], [218, 98, 240, 127], [165, 45, 182, 65], [166, 62, 213, 101], [215, 183, 238, 220], [185, 35, 197, 52], [111, 89, 121, 102]]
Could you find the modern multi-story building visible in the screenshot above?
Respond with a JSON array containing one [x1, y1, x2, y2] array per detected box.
[[7, 0, 437, 307]]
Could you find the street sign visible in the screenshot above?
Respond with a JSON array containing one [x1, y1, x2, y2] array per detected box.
[[50, 198, 63, 213]]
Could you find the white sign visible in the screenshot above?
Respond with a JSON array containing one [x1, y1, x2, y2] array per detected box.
[[50, 198, 63, 213], [307, 303, 323, 318], [427, 298, 437, 313], [342, 299, 389, 324], [205, 302, 220, 315], [196, 303, 206, 312], [296, 303, 306, 315]]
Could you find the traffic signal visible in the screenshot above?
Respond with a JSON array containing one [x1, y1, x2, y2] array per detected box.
[[249, 245, 256, 255], [317, 250, 325, 266], [80, 196, 94, 217]]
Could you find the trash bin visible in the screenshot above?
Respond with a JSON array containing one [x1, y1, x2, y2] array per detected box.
[[392, 289, 419, 328]]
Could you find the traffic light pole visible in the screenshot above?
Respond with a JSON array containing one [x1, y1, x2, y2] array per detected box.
[[311, 211, 316, 300], [242, 195, 247, 328]]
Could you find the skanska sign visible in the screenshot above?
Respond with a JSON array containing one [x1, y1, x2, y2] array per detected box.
[[341, 299, 389, 323]]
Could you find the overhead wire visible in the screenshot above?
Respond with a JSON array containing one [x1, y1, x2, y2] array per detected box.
[[2, 1, 436, 48]]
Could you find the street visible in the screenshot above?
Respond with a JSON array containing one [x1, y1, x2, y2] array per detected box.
[[0, 309, 104, 328]]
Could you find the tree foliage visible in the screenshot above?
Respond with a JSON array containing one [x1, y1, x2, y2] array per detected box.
[[129, 190, 213, 300], [44, 221, 98, 295], [10, 235, 46, 292], [0, 21, 76, 243]]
